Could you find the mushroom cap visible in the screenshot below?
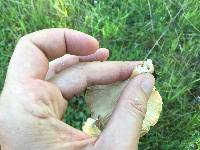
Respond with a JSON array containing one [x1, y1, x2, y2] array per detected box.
[[83, 59, 162, 137], [84, 81, 162, 137]]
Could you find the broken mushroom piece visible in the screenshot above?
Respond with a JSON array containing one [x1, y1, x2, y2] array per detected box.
[[82, 118, 101, 137], [83, 59, 163, 137]]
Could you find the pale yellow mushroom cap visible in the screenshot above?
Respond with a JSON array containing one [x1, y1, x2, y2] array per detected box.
[[83, 59, 163, 137]]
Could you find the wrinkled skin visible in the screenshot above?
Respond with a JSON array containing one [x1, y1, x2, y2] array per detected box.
[[0, 29, 155, 150]]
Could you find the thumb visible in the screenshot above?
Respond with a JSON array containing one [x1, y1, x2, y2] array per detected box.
[[95, 73, 155, 150]]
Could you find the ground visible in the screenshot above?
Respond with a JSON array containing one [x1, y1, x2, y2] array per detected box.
[[0, 0, 199, 149]]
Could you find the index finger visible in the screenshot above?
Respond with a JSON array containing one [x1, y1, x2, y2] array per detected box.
[[7, 28, 99, 81]]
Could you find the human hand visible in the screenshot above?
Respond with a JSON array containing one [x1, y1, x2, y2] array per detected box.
[[0, 29, 155, 150]]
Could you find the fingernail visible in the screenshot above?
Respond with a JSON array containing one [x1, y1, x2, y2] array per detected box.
[[141, 74, 154, 96]]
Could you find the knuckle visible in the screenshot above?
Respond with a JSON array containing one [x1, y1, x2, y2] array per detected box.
[[18, 35, 30, 43], [118, 65, 128, 81], [16, 35, 31, 50]]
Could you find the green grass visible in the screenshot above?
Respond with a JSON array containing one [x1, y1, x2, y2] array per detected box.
[[0, 0, 200, 149]]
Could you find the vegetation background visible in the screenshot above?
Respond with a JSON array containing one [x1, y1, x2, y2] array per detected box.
[[0, 0, 199, 149]]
